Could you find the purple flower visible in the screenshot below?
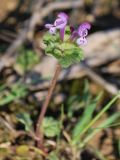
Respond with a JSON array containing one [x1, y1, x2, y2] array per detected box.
[[70, 22, 91, 46], [54, 12, 68, 29], [45, 12, 68, 41], [45, 24, 56, 34], [76, 37, 87, 45], [55, 12, 68, 41], [77, 22, 91, 45], [70, 27, 78, 41]]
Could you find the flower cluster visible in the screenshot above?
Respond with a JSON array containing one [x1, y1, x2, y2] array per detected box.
[[45, 12, 68, 41], [45, 12, 91, 45], [44, 12, 91, 68]]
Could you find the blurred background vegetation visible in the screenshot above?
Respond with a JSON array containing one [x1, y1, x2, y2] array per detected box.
[[0, 0, 120, 160]]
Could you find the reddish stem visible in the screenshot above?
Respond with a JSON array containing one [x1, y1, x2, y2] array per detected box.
[[35, 64, 61, 149]]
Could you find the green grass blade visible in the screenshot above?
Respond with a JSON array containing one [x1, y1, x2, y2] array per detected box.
[[80, 112, 120, 148], [72, 92, 120, 145], [118, 138, 120, 157], [72, 93, 102, 141]]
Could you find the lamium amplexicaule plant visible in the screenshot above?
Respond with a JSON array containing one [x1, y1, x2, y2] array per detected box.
[[34, 12, 120, 157], [35, 12, 91, 149]]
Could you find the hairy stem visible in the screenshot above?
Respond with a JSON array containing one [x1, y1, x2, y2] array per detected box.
[[35, 64, 61, 149]]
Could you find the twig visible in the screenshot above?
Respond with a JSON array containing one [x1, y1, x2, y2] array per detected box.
[[2, 30, 17, 38], [27, 58, 119, 95], [35, 64, 61, 149], [40, 0, 84, 17], [3, 0, 45, 56], [0, 117, 16, 134], [81, 62, 118, 95], [0, 34, 13, 43], [2, 0, 84, 59], [28, 0, 84, 39], [0, 116, 38, 140]]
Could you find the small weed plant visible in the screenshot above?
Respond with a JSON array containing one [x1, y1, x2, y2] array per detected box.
[[0, 12, 120, 160]]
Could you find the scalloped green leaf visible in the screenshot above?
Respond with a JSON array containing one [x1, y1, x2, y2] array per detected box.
[[43, 29, 84, 68], [17, 113, 33, 132], [42, 117, 60, 138], [59, 43, 84, 68], [43, 32, 60, 45]]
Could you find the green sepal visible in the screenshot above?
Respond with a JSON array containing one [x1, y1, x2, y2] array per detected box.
[[59, 48, 84, 68], [43, 27, 84, 68]]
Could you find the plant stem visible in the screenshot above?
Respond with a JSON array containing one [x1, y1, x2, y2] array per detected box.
[[35, 64, 61, 149]]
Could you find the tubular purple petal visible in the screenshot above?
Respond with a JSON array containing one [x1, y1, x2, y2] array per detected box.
[[76, 37, 87, 45], [45, 12, 68, 40], [60, 27, 65, 41], [55, 12, 68, 41], [70, 26, 75, 33], [78, 22, 91, 37], [45, 24, 53, 29], [70, 30, 78, 41], [49, 27, 56, 34], [79, 22, 91, 30], [78, 29, 88, 37], [58, 12, 68, 21], [45, 24, 56, 34], [54, 18, 66, 29]]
